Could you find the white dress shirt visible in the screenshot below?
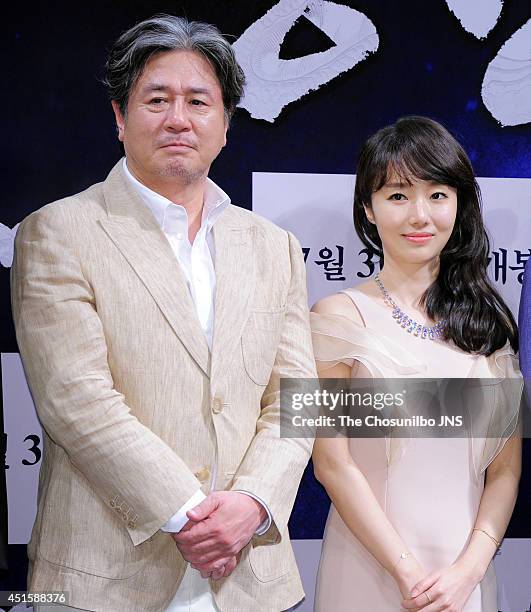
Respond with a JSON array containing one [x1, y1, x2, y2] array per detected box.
[[122, 159, 271, 610]]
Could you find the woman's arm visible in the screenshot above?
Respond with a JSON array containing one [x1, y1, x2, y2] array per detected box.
[[462, 433, 521, 579], [403, 418, 522, 611], [312, 295, 426, 597], [314, 434, 426, 596]]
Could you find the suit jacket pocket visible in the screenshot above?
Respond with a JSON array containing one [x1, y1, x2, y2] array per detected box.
[[241, 309, 285, 385], [248, 538, 293, 583]]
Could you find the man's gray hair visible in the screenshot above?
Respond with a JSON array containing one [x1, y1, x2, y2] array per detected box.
[[104, 14, 245, 122]]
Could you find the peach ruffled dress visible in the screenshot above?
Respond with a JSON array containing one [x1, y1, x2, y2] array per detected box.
[[311, 288, 521, 612]]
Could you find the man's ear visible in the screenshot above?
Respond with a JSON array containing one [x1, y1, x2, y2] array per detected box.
[[363, 203, 376, 224], [111, 100, 126, 142], [222, 117, 228, 148]]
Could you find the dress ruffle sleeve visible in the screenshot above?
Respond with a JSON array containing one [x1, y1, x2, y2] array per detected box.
[[310, 312, 426, 377], [468, 343, 523, 478]]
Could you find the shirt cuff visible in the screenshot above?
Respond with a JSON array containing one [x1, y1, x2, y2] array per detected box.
[[234, 490, 272, 536], [160, 489, 206, 533]]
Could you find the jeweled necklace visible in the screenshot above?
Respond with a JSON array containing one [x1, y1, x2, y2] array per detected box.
[[374, 273, 445, 340]]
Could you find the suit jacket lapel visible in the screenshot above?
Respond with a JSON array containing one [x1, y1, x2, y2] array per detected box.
[[98, 161, 210, 376], [211, 208, 255, 383]]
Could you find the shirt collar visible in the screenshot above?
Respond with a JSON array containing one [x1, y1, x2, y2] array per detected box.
[[122, 158, 230, 233]]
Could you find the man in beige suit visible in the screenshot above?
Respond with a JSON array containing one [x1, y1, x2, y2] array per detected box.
[[11, 15, 316, 612]]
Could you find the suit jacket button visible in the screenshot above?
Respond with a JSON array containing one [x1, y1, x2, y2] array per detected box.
[[212, 398, 223, 414], [194, 467, 210, 482]]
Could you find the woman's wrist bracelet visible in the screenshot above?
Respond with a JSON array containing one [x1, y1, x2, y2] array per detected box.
[[392, 551, 412, 572], [473, 528, 501, 548]]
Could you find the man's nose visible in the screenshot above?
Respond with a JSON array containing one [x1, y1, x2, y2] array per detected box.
[[164, 100, 191, 131]]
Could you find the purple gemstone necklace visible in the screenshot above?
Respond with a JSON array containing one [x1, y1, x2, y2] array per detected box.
[[374, 273, 444, 341]]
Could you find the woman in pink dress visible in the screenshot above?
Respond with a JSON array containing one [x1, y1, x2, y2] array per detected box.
[[311, 116, 522, 611]]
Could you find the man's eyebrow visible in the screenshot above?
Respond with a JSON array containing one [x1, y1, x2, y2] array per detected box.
[[142, 83, 170, 93], [187, 87, 213, 96], [141, 83, 214, 96]]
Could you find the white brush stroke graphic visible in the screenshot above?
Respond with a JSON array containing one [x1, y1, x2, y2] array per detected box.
[[233, 0, 379, 122], [445, 0, 503, 39], [0, 222, 19, 268], [482, 18, 531, 126]]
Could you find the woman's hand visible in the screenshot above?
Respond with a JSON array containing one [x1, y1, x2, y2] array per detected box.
[[392, 555, 429, 600], [400, 559, 481, 611]]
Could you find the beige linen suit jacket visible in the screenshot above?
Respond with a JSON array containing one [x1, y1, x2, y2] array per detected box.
[[11, 160, 317, 612]]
